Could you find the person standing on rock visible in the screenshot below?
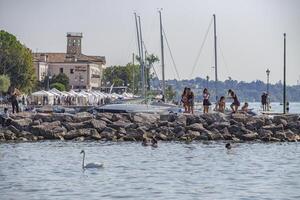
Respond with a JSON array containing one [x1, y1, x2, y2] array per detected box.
[[10, 93, 19, 114], [261, 92, 268, 111], [181, 87, 188, 113], [187, 88, 194, 114], [228, 89, 240, 113], [202, 88, 211, 113]]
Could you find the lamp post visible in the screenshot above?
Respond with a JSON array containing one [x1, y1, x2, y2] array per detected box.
[[266, 69, 270, 95], [47, 74, 52, 91], [266, 69, 270, 111], [206, 75, 209, 88]]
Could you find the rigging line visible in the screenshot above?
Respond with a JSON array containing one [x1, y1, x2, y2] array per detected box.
[[162, 27, 181, 80], [189, 16, 214, 78], [217, 37, 230, 79]]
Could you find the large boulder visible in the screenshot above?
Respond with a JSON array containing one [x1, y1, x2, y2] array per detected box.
[[186, 115, 205, 126], [245, 118, 265, 131], [186, 130, 200, 138], [134, 113, 159, 124], [274, 131, 287, 140], [90, 119, 107, 132], [0, 132, 5, 142], [258, 129, 273, 138], [240, 132, 258, 141], [10, 118, 32, 131], [31, 121, 66, 140], [208, 122, 230, 131], [7, 125, 22, 136], [73, 112, 93, 123], [219, 127, 233, 140], [262, 124, 284, 133], [63, 120, 93, 131], [3, 130, 17, 140], [186, 123, 206, 132], [52, 113, 74, 122], [33, 113, 53, 122], [201, 112, 228, 125], [108, 120, 131, 130], [231, 113, 249, 124]]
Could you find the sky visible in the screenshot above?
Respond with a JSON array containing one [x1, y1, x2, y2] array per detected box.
[[0, 0, 300, 85]]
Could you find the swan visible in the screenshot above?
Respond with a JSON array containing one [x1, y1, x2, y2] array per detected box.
[[80, 150, 103, 169]]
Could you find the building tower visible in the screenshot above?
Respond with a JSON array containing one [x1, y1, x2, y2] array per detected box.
[[66, 32, 83, 55]]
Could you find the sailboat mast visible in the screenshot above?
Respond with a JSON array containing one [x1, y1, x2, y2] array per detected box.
[[134, 13, 143, 96], [138, 16, 145, 98], [213, 14, 218, 101], [159, 10, 166, 97], [283, 33, 286, 114]]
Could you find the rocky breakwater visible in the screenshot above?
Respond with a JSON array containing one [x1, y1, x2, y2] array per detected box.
[[0, 111, 299, 143]]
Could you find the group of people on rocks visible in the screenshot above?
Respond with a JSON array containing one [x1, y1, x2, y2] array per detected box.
[[181, 87, 195, 114], [181, 88, 251, 114]]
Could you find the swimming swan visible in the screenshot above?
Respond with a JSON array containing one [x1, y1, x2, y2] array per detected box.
[[80, 150, 103, 169]]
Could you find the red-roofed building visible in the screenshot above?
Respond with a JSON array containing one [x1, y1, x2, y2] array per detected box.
[[33, 32, 106, 90]]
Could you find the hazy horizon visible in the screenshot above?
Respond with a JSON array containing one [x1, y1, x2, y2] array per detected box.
[[1, 0, 300, 85]]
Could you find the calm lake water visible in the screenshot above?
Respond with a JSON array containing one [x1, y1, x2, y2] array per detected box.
[[1, 141, 300, 200], [247, 102, 300, 114]]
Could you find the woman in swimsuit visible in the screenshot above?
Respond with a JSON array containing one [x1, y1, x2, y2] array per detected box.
[[202, 88, 211, 113], [228, 89, 240, 113]]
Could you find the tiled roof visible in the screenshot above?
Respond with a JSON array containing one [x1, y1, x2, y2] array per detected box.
[[33, 53, 106, 64]]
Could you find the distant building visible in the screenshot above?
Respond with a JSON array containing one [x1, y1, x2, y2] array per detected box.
[[33, 32, 106, 90]]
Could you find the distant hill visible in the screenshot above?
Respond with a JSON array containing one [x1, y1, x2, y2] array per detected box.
[[151, 77, 300, 102]]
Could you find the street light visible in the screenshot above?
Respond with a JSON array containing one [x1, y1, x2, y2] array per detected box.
[[206, 75, 209, 88], [266, 69, 270, 95], [47, 73, 52, 91], [266, 69, 270, 111]]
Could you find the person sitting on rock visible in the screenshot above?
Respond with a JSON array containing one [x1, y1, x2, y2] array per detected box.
[[0, 108, 12, 127], [242, 102, 249, 112], [215, 96, 226, 113]]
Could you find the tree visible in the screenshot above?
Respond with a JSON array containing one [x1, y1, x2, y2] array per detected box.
[[50, 82, 65, 91], [145, 54, 159, 90], [165, 85, 176, 101], [0, 30, 36, 93], [0, 74, 10, 93], [51, 73, 70, 90]]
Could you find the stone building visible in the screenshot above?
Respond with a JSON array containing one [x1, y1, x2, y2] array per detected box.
[[34, 32, 106, 90]]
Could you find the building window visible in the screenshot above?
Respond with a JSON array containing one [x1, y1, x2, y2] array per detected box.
[[70, 69, 74, 74], [60, 68, 63, 73]]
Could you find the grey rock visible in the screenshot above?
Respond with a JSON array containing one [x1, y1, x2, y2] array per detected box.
[[107, 120, 129, 130], [90, 119, 107, 132], [241, 132, 258, 141], [262, 124, 284, 133], [73, 112, 93, 123], [208, 122, 230, 131], [11, 118, 32, 131], [274, 131, 287, 140], [186, 123, 205, 132]]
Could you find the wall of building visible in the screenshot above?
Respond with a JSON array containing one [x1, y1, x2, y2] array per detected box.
[[34, 62, 48, 81], [47, 62, 101, 89]]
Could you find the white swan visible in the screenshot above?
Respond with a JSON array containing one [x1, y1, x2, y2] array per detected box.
[[80, 150, 103, 169]]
